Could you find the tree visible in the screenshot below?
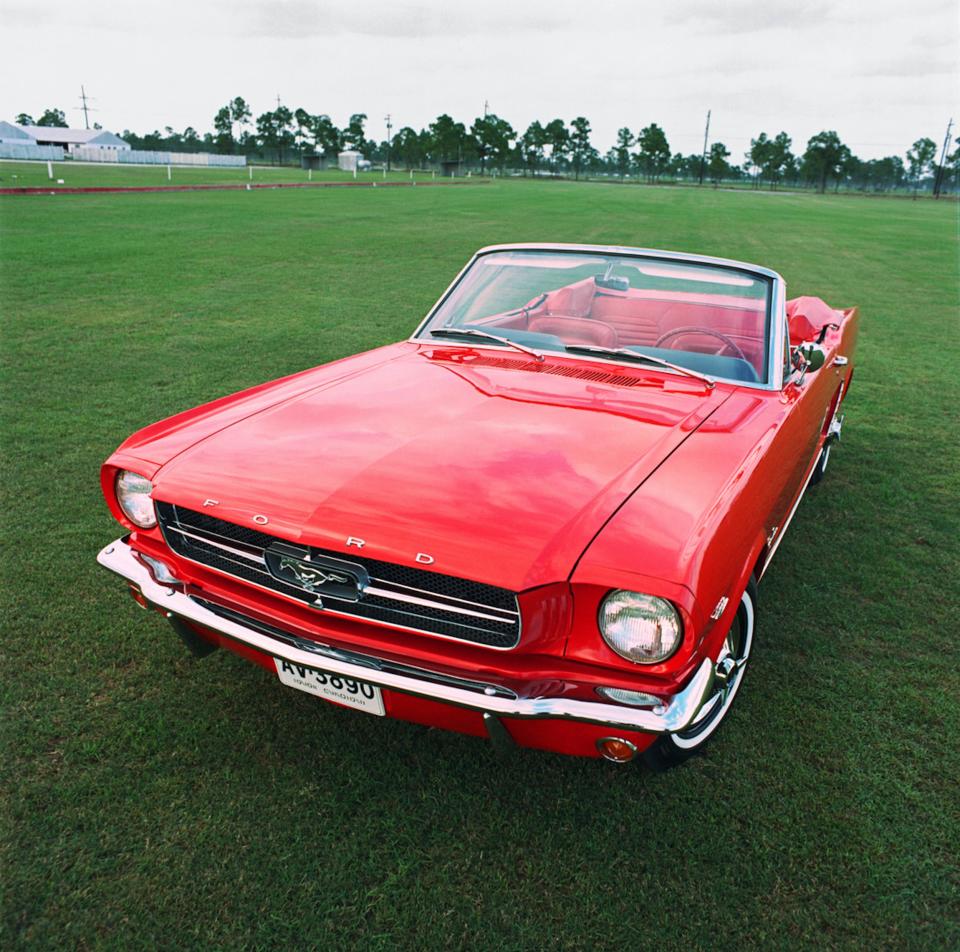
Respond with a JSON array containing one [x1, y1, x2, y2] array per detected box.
[[213, 106, 234, 153], [751, 131, 793, 188], [256, 107, 294, 163], [906, 137, 937, 195], [863, 155, 905, 192], [802, 130, 850, 193], [310, 115, 341, 156], [343, 113, 368, 153], [707, 142, 731, 184], [37, 108, 67, 127], [746, 133, 770, 187], [182, 127, 201, 151], [543, 118, 569, 173], [613, 127, 634, 179], [428, 114, 468, 165], [947, 137, 960, 194], [15, 112, 34, 125], [393, 126, 425, 169], [274, 106, 294, 163], [568, 117, 595, 181], [294, 108, 312, 154], [471, 113, 515, 173], [519, 121, 547, 176], [635, 123, 671, 181], [229, 97, 251, 140]]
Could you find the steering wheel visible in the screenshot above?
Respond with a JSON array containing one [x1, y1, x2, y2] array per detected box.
[[655, 326, 748, 361]]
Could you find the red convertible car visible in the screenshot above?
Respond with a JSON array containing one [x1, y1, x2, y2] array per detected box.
[[97, 244, 858, 768]]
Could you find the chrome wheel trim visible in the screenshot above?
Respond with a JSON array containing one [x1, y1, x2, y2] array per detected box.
[[820, 443, 831, 473], [671, 591, 754, 750]]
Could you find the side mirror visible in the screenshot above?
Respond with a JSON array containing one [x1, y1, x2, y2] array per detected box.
[[797, 342, 826, 372], [791, 342, 826, 386]]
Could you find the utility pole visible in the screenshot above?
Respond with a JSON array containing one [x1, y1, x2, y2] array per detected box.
[[698, 109, 711, 185], [385, 113, 393, 172], [933, 117, 954, 199], [483, 99, 489, 118], [77, 85, 96, 129], [276, 94, 282, 110]]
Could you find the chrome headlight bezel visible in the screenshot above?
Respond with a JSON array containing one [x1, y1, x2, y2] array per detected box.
[[115, 470, 157, 529], [598, 590, 683, 664]]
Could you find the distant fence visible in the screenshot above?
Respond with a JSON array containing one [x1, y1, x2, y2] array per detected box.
[[72, 147, 246, 167], [0, 144, 64, 160]]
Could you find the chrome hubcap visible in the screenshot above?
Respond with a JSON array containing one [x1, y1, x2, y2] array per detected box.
[[673, 593, 753, 747]]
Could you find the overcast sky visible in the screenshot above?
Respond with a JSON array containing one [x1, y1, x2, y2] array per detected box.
[[2, 0, 957, 160]]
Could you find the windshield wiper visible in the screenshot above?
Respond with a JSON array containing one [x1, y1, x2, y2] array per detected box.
[[430, 327, 545, 362], [563, 344, 716, 389]]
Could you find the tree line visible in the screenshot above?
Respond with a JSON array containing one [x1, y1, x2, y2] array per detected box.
[[16, 101, 959, 194]]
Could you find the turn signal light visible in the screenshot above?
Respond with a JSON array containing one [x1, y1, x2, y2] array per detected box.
[[596, 737, 638, 763]]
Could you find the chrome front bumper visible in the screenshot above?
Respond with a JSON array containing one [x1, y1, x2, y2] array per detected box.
[[97, 537, 716, 735]]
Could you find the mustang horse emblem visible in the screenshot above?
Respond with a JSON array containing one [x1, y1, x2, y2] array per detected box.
[[277, 557, 350, 591]]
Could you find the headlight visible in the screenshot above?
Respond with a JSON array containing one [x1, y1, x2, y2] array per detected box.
[[599, 590, 682, 664], [115, 470, 157, 528]]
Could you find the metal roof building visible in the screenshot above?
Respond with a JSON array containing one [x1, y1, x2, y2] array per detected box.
[[0, 122, 130, 152]]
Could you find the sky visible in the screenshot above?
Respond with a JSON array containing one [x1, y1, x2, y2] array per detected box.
[[1, 0, 957, 161]]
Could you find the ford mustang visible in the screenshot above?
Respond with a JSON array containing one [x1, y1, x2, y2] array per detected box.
[[96, 244, 858, 768]]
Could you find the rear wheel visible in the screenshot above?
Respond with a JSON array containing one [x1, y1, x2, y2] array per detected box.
[[643, 580, 756, 772]]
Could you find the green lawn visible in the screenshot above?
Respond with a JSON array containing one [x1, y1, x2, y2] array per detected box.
[[1, 181, 958, 950], [0, 160, 450, 189]]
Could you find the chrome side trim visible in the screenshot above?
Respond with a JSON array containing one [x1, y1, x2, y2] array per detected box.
[[97, 537, 715, 734], [759, 449, 819, 579], [366, 575, 519, 615], [165, 525, 267, 564], [363, 585, 516, 625]]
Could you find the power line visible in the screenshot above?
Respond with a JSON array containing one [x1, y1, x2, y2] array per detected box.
[[385, 113, 393, 172], [698, 109, 710, 185], [933, 117, 954, 198], [76, 84, 97, 129]]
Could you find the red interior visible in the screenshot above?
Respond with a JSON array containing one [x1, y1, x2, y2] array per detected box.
[[477, 277, 769, 372]]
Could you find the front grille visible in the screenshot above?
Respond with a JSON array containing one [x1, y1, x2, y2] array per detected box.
[[156, 502, 521, 649]]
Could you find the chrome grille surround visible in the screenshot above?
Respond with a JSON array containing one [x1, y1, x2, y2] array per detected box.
[[155, 502, 522, 649]]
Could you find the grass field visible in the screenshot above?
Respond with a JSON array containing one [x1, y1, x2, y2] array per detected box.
[[0, 160, 449, 189], [2, 181, 958, 950]]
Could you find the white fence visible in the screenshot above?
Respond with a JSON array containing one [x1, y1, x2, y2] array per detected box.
[[72, 146, 246, 167], [0, 143, 64, 160]]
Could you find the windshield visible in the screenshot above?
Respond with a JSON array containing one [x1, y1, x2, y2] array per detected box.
[[419, 249, 773, 385]]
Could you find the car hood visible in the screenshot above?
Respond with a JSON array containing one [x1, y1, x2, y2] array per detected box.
[[152, 345, 731, 591]]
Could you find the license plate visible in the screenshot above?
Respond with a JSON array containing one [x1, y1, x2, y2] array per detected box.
[[274, 658, 385, 716]]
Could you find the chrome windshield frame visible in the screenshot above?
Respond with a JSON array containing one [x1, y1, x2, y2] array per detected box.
[[409, 243, 787, 392]]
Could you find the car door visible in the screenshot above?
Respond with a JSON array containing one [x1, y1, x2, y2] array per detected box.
[[762, 316, 844, 560]]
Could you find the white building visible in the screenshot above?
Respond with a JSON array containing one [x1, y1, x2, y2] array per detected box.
[[0, 121, 130, 153], [337, 150, 372, 172]]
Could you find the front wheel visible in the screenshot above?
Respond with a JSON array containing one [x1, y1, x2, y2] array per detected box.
[[643, 580, 756, 771]]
